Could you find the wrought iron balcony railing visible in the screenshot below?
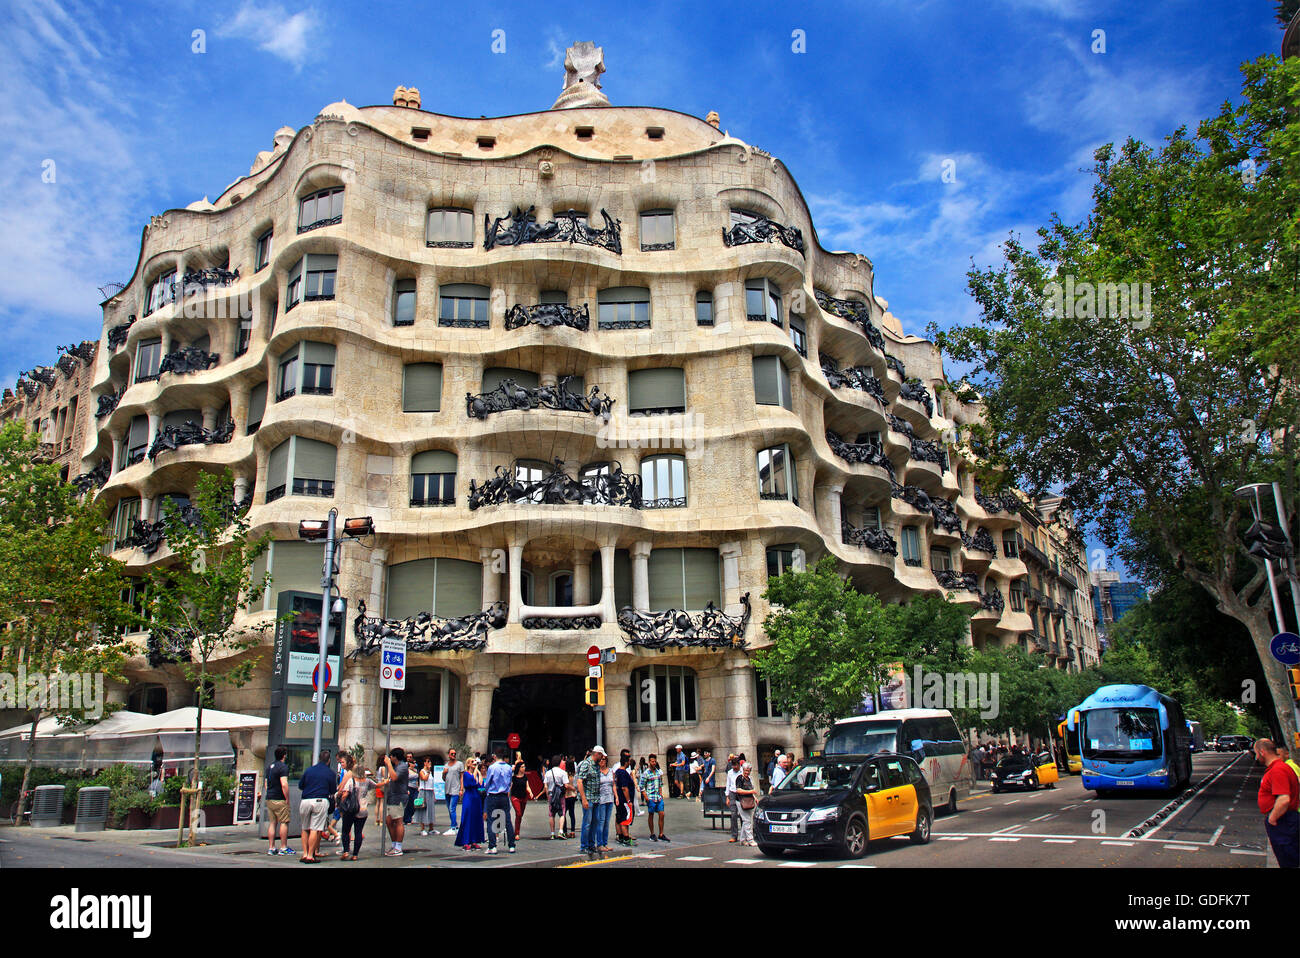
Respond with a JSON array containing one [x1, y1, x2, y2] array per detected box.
[[617, 593, 751, 649], [962, 528, 997, 554], [891, 481, 963, 534], [148, 419, 235, 461], [841, 520, 898, 556], [980, 589, 1006, 614], [820, 355, 885, 404], [504, 302, 591, 332], [898, 379, 934, 418], [826, 429, 895, 478], [468, 459, 641, 510], [934, 569, 981, 593], [722, 212, 805, 255], [1020, 538, 1049, 568], [158, 346, 220, 377], [886, 413, 915, 439], [96, 389, 124, 419], [484, 206, 622, 254], [814, 291, 884, 351], [351, 599, 506, 656], [1059, 568, 1079, 591], [974, 490, 1019, 514], [522, 614, 603, 630], [180, 267, 239, 296], [466, 376, 613, 419], [106, 317, 136, 351], [73, 460, 110, 493], [885, 353, 906, 378], [910, 437, 948, 472]]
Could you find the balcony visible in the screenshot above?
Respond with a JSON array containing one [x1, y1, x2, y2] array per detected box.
[[107, 316, 136, 351], [820, 355, 885, 405], [885, 353, 906, 378], [148, 419, 235, 461], [934, 569, 980, 594], [1020, 538, 1049, 568], [898, 379, 934, 418], [892, 482, 962, 535], [73, 461, 110, 493], [484, 206, 622, 255], [352, 598, 505, 654], [841, 520, 898, 556], [504, 302, 591, 332], [617, 594, 751, 649], [814, 290, 883, 351], [1059, 568, 1079, 591], [180, 267, 239, 297], [468, 459, 641, 510], [962, 528, 997, 554], [158, 346, 220, 377], [910, 437, 948, 472], [826, 430, 895, 478], [95, 389, 123, 419], [466, 376, 613, 419], [723, 212, 805, 255], [979, 589, 1005, 614]]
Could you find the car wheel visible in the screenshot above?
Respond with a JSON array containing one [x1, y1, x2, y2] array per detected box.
[[1029, 773, 1039, 790], [841, 816, 868, 859], [991, 785, 1000, 794], [910, 806, 932, 845], [756, 843, 783, 859], [947, 789, 959, 816]]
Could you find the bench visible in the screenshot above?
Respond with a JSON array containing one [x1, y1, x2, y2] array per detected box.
[[700, 786, 729, 829]]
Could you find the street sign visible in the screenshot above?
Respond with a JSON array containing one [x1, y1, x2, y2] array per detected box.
[[311, 662, 333, 691], [587, 645, 601, 666], [1271, 632, 1300, 666], [507, 733, 520, 749], [600, 647, 616, 664], [380, 637, 407, 691], [588, 665, 603, 679]]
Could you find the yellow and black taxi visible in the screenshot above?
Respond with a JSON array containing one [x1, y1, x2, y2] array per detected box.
[[754, 753, 933, 859], [989, 751, 1060, 792]]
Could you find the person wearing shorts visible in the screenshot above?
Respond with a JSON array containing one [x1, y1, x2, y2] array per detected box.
[[544, 756, 568, 839], [639, 752, 668, 842], [614, 749, 637, 847], [297, 748, 335, 863], [671, 746, 687, 799], [264, 745, 293, 856]]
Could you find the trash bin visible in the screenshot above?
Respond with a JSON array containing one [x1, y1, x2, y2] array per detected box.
[[30, 784, 65, 827], [75, 786, 111, 832]]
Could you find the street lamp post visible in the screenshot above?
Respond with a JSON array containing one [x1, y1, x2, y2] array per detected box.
[[312, 508, 338, 761]]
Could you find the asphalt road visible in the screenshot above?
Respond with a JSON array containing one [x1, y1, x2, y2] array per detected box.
[[556, 752, 1273, 869]]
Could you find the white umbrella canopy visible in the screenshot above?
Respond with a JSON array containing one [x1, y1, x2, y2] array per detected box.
[[102, 707, 268, 738], [0, 710, 149, 740]]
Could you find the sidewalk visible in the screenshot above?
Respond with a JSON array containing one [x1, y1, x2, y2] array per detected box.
[[1, 795, 734, 868]]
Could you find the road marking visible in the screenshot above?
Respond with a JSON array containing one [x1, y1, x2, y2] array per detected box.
[[937, 836, 968, 841], [1059, 804, 1080, 811], [677, 856, 712, 861], [839, 863, 876, 868], [1126, 753, 1245, 840], [1230, 849, 1266, 856], [969, 807, 991, 813], [779, 860, 817, 867], [1210, 826, 1224, 845], [1043, 839, 1076, 844], [637, 853, 664, 858], [1102, 841, 1134, 847], [989, 837, 1022, 842], [725, 858, 764, 864], [1001, 800, 1020, 805], [561, 854, 636, 868], [1030, 814, 1054, 822], [1163, 844, 1199, 852]]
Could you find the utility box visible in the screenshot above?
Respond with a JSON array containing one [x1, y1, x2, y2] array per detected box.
[[30, 785, 65, 827], [75, 786, 111, 832]]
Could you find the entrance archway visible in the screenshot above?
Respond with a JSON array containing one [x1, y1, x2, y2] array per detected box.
[[488, 674, 596, 769]]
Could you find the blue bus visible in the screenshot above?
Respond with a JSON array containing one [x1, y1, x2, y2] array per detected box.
[[1067, 685, 1193, 794]]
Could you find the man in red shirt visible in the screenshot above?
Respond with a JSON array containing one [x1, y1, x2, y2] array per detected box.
[[1254, 738, 1299, 868]]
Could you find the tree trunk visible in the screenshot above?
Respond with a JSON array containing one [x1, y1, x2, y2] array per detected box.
[[189, 659, 206, 846], [13, 707, 41, 826]]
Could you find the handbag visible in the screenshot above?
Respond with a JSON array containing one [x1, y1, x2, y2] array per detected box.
[[739, 777, 756, 810], [340, 780, 360, 816], [413, 794, 425, 808]]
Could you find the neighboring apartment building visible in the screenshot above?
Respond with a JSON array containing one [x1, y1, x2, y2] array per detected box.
[[74, 45, 1088, 768], [0, 341, 99, 483], [1090, 570, 1148, 641]]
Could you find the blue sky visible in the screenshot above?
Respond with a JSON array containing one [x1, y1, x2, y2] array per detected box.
[[0, 0, 1285, 582]]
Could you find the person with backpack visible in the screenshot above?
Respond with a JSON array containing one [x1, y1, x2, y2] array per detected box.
[[544, 755, 569, 840]]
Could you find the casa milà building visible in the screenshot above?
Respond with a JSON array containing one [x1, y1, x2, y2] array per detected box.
[[81, 43, 1095, 769]]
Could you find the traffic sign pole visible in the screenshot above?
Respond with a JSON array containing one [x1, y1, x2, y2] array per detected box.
[[312, 508, 338, 763]]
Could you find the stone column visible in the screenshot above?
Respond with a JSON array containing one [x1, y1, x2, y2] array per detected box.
[[140, 496, 154, 521], [466, 672, 499, 755], [598, 544, 616, 622], [147, 412, 160, 447], [572, 549, 591, 605], [723, 656, 757, 762], [539, 371, 558, 390], [233, 474, 250, 505], [507, 541, 525, 623], [110, 435, 123, 475], [631, 540, 652, 611], [368, 547, 388, 617], [603, 671, 632, 754], [480, 547, 501, 606], [202, 407, 217, 431], [819, 482, 844, 541], [719, 540, 743, 615]]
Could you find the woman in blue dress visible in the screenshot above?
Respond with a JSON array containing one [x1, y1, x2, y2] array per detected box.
[[455, 756, 485, 850]]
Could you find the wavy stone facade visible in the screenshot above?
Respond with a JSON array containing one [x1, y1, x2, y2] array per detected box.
[[82, 64, 1099, 763]]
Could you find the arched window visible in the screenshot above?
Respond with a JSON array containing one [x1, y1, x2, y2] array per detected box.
[[298, 186, 344, 232], [757, 445, 798, 504], [745, 278, 782, 325]]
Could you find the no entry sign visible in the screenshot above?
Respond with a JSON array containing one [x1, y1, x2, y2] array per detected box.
[[587, 645, 601, 666], [507, 733, 520, 749]]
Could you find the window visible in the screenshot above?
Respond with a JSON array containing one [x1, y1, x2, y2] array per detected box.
[[745, 278, 782, 325], [286, 253, 337, 309], [411, 450, 456, 506], [752, 356, 792, 410], [648, 547, 721, 610], [144, 269, 176, 316], [639, 210, 675, 250], [123, 415, 149, 467], [119, 578, 148, 635], [860, 506, 882, 529], [134, 338, 163, 383], [589, 549, 632, 608], [426, 208, 474, 248], [901, 527, 922, 567], [160, 408, 201, 434], [153, 492, 190, 521], [265, 437, 336, 502], [766, 544, 799, 579], [628, 367, 685, 415], [276, 342, 334, 399], [695, 291, 714, 326], [630, 665, 698, 725], [113, 497, 140, 551], [246, 382, 267, 434], [755, 673, 786, 719], [127, 684, 167, 715], [276, 346, 299, 401], [482, 367, 540, 393], [930, 547, 953, 571], [402, 363, 442, 412], [267, 298, 278, 335], [236, 316, 253, 356], [640, 455, 687, 509], [255, 228, 273, 271], [438, 283, 490, 328], [757, 445, 798, 504], [789, 314, 807, 357], [539, 289, 568, 305], [298, 187, 344, 232], [575, 126, 594, 140], [390, 668, 460, 727], [385, 557, 482, 619], [262, 540, 330, 606], [646, 126, 665, 140], [1009, 581, 1025, 612], [392, 279, 417, 326], [514, 459, 550, 504], [597, 287, 650, 330], [551, 572, 574, 607], [1003, 533, 1019, 559]]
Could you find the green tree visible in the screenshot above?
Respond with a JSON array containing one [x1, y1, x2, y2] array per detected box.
[[0, 422, 131, 824], [142, 469, 271, 843], [933, 57, 1300, 748]]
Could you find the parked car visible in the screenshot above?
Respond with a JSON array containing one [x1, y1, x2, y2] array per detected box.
[[754, 753, 933, 860], [990, 752, 1060, 792]]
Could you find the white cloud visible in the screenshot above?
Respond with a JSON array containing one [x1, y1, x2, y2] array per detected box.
[[218, 1, 316, 69]]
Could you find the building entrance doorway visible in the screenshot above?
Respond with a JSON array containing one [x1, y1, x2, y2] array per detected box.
[[488, 674, 596, 770]]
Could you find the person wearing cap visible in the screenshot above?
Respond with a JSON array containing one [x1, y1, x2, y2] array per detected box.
[[575, 746, 605, 856], [670, 746, 687, 799]]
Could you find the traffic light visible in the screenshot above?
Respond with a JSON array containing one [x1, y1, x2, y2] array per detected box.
[[1288, 668, 1300, 704], [583, 675, 605, 707]]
